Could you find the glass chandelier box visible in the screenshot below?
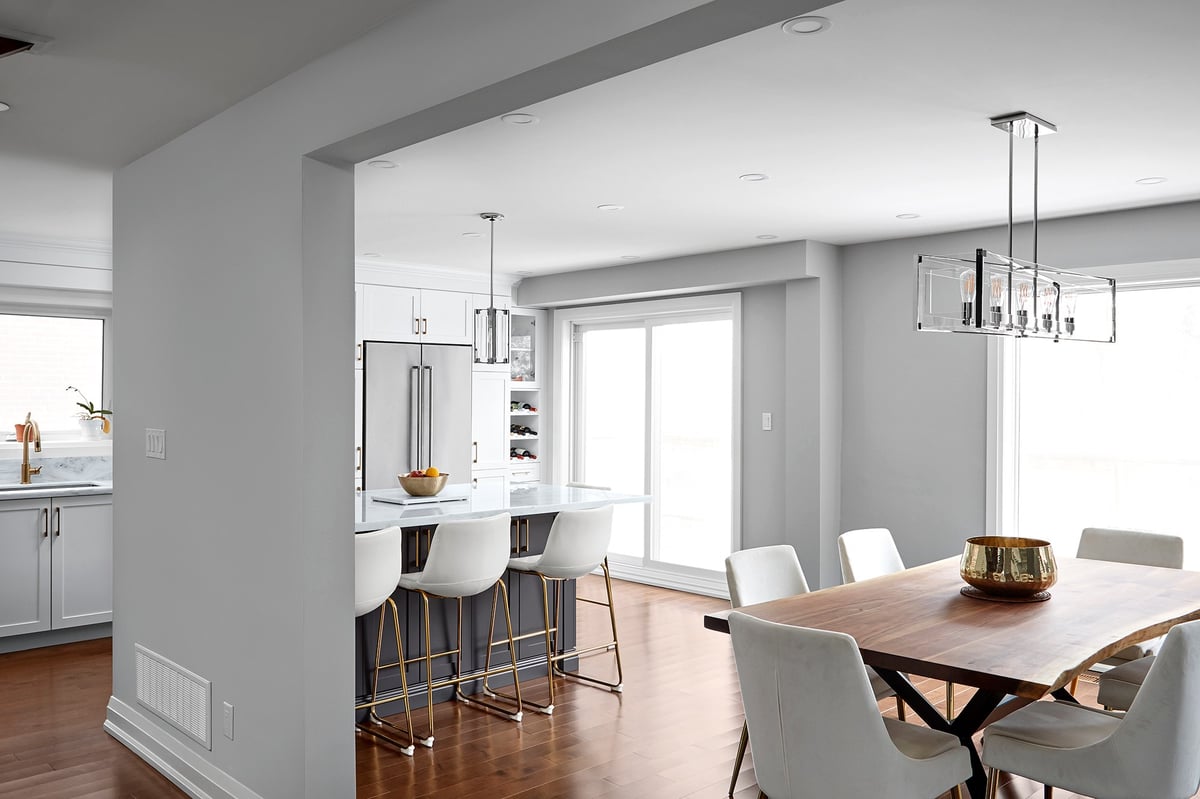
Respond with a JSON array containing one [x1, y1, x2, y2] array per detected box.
[[915, 249, 1116, 343]]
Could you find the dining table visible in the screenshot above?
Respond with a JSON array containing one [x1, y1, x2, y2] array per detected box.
[[704, 555, 1200, 799]]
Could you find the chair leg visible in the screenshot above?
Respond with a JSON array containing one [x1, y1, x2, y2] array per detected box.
[[457, 583, 524, 722], [418, 592, 436, 746], [1044, 787, 1053, 799], [355, 598, 416, 755], [985, 767, 999, 799], [895, 696, 906, 721], [945, 681, 956, 720], [553, 558, 624, 692], [1069, 676, 1079, 696], [951, 784, 964, 799], [728, 721, 749, 797]]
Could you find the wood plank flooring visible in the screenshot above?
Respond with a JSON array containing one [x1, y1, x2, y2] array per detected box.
[[0, 578, 1190, 798]]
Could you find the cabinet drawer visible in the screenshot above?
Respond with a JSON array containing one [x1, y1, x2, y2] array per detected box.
[[509, 463, 540, 484]]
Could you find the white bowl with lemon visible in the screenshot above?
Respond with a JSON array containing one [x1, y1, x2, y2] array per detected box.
[[396, 466, 448, 496]]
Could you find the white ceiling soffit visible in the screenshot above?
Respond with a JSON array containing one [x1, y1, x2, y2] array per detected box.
[[355, 0, 1200, 276], [0, 0, 415, 241]]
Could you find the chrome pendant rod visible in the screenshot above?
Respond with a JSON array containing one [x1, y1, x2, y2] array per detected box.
[[1033, 128, 1040, 265]]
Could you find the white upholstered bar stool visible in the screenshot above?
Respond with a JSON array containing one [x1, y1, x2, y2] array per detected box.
[[730, 612, 972, 799], [354, 526, 416, 756], [493, 503, 621, 715], [838, 527, 958, 720], [1076, 527, 1184, 706], [981, 619, 1200, 799], [395, 513, 522, 747], [723, 545, 905, 798]]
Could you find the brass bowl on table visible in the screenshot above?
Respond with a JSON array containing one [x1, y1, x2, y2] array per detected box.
[[396, 474, 449, 497], [959, 536, 1057, 599]]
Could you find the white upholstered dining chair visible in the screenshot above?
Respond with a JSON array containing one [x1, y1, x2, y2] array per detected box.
[[981, 618, 1200, 799], [723, 545, 904, 797], [1075, 527, 1185, 708], [838, 527, 958, 720], [729, 611, 972, 799]]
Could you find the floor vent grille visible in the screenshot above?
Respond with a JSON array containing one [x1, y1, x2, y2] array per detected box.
[[135, 644, 211, 750]]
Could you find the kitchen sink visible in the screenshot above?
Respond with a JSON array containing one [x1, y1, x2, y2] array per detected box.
[[0, 481, 103, 493]]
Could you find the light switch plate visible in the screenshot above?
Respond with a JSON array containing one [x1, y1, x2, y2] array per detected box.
[[222, 701, 234, 740], [761, 412, 773, 431], [145, 428, 166, 459]]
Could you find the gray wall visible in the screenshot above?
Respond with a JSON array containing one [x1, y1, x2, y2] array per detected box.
[[108, 1, 834, 795], [840, 200, 1200, 570]]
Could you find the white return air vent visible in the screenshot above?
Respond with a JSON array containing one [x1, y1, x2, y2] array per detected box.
[[135, 644, 211, 750]]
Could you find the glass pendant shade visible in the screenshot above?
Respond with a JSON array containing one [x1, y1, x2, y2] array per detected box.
[[915, 249, 1115, 343], [474, 305, 510, 364]]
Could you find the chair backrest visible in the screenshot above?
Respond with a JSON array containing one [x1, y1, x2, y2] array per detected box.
[[355, 526, 404, 618], [725, 545, 810, 608], [1104, 619, 1200, 796], [1077, 527, 1184, 570], [532, 504, 614, 579], [728, 612, 914, 797], [419, 513, 512, 597], [838, 527, 905, 583]]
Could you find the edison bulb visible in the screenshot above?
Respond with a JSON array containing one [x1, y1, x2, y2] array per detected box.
[[959, 270, 976, 326]]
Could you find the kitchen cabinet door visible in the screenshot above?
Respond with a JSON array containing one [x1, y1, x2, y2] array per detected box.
[[51, 495, 113, 629], [362, 284, 420, 342], [354, 283, 365, 368], [420, 289, 473, 345], [471, 371, 509, 470], [0, 499, 51, 637], [354, 369, 363, 480]]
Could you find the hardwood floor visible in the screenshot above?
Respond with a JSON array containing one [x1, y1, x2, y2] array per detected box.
[[0, 579, 1189, 798]]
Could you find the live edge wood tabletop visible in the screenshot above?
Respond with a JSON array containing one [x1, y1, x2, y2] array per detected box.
[[705, 555, 1200, 700]]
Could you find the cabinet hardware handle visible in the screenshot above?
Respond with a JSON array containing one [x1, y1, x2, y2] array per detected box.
[[356, 446, 362, 471], [473, 478, 478, 488], [42, 507, 49, 538], [421, 318, 428, 335], [472, 442, 478, 464], [356, 343, 362, 362], [413, 317, 420, 335], [55, 507, 61, 537]]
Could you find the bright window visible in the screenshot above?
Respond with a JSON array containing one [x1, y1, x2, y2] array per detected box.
[[1012, 285, 1200, 565], [0, 313, 106, 437]]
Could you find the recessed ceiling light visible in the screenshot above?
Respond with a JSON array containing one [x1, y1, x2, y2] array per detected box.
[[756, 234, 778, 240], [781, 15, 831, 35], [366, 160, 397, 169], [0, 101, 10, 112], [462, 231, 482, 238], [501, 113, 539, 125], [361, 252, 381, 258], [1135, 176, 1167, 185], [896, 213, 921, 219], [597, 204, 624, 212], [620, 255, 641, 261], [739, 173, 769, 182]]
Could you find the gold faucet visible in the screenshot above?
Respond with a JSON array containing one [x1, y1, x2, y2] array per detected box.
[[20, 412, 41, 485]]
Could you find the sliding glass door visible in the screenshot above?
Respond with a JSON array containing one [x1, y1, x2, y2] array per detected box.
[[567, 296, 739, 594]]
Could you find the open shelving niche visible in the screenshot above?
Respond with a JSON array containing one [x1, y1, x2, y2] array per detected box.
[[508, 310, 541, 483]]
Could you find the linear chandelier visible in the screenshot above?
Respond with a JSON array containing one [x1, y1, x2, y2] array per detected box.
[[474, 212, 510, 364], [914, 112, 1116, 343]]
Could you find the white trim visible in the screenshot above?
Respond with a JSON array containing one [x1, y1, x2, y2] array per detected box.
[[0, 232, 112, 270], [354, 261, 521, 296], [985, 337, 1019, 535], [104, 697, 266, 799], [606, 560, 728, 600]]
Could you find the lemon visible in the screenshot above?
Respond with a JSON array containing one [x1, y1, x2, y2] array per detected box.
[[424, 466, 440, 477]]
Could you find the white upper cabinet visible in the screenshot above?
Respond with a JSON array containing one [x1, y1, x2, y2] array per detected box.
[[354, 283, 365, 368], [471, 370, 509, 471], [360, 284, 474, 346]]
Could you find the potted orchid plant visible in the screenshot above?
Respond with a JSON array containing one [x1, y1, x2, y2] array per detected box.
[[67, 386, 112, 439]]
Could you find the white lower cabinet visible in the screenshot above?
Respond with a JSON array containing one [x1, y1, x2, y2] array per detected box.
[[0, 494, 113, 638], [471, 469, 510, 502]]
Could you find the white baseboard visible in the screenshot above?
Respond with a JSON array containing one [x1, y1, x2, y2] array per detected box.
[[104, 697, 265, 799], [605, 561, 729, 600]]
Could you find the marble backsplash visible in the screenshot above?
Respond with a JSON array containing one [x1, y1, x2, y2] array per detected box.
[[0, 454, 112, 484]]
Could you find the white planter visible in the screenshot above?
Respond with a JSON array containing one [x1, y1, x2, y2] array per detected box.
[[79, 418, 105, 440]]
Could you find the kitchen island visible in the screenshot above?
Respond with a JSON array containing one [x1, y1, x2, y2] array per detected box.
[[354, 483, 648, 713]]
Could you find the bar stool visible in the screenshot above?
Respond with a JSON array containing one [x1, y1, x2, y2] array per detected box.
[[396, 512, 522, 747], [488, 503, 621, 715], [354, 526, 416, 755]]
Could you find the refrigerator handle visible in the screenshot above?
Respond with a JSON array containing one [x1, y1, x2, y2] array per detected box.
[[410, 366, 421, 471], [422, 365, 433, 468]]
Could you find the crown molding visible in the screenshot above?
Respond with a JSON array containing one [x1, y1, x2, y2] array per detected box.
[[0, 232, 112, 270], [354, 259, 519, 296]]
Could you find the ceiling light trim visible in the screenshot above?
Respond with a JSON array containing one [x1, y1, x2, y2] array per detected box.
[[780, 16, 831, 35]]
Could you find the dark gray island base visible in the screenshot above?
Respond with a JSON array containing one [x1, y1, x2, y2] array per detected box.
[[353, 485, 649, 714]]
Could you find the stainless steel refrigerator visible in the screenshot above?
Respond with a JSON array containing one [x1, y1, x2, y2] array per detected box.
[[362, 340, 473, 490]]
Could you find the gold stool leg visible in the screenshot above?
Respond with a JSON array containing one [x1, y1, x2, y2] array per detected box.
[[355, 598, 416, 755], [458, 582, 523, 721], [553, 558, 624, 692], [728, 720, 749, 797], [951, 784, 964, 799], [418, 592, 436, 747]]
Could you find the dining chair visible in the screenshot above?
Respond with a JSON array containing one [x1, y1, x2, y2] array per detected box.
[[723, 545, 905, 798], [1075, 527, 1184, 706], [838, 527, 957, 720], [729, 611, 972, 799], [353, 526, 416, 755], [981, 618, 1200, 799]]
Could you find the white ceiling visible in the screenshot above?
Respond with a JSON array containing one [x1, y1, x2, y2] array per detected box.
[[1, 0, 1196, 272], [356, 0, 1200, 275], [0, 0, 414, 242]]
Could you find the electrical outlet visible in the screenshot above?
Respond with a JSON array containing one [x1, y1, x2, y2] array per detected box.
[[223, 701, 234, 740], [145, 428, 166, 459], [761, 412, 773, 431]]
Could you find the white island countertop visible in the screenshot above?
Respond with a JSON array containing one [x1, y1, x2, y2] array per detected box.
[[355, 483, 649, 532]]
